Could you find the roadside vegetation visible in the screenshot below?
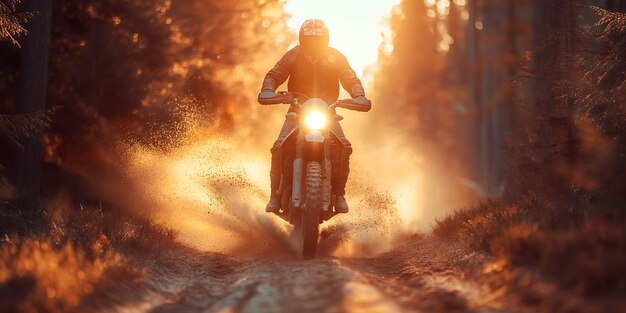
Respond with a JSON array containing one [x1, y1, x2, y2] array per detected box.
[[434, 7, 626, 297], [0, 198, 176, 312]]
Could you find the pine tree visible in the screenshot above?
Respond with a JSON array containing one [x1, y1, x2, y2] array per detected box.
[[569, 7, 626, 195], [0, 0, 45, 149], [0, 0, 35, 47], [0, 0, 49, 207]]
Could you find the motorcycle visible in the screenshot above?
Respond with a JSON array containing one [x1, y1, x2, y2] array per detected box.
[[259, 91, 371, 259]]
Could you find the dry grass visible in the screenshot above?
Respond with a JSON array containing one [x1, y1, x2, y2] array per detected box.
[[0, 111, 51, 148], [434, 193, 626, 296], [0, 196, 177, 312], [0, 240, 130, 312]]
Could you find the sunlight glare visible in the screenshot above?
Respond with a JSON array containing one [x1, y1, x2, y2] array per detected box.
[[284, 0, 402, 77]]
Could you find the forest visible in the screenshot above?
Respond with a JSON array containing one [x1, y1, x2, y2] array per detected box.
[[1, 0, 625, 312]]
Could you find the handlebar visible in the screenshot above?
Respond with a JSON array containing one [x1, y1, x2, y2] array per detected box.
[[258, 91, 371, 112]]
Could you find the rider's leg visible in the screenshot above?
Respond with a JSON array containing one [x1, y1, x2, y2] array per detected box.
[[267, 117, 296, 212], [266, 145, 281, 212], [329, 120, 352, 213]]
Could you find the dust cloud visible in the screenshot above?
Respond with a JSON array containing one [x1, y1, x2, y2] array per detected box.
[[62, 94, 441, 258], [344, 106, 469, 235]]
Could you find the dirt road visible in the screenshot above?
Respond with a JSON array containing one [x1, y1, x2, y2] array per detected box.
[[78, 234, 587, 313]]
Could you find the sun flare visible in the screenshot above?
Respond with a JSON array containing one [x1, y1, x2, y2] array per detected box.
[[284, 0, 401, 77]]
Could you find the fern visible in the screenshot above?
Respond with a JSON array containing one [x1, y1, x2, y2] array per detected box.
[[0, 111, 51, 148], [591, 6, 626, 35]]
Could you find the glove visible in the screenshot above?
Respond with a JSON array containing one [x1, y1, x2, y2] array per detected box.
[[257, 90, 282, 105], [352, 95, 371, 107], [258, 90, 293, 105], [334, 96, 370, 112], [260, 90, 279, 98]]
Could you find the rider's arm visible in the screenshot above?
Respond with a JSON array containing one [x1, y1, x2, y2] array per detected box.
[[336, 52, 366, 98], [261, 48, 296, 92]]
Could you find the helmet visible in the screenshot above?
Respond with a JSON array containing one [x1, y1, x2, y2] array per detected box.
[[299, 19, 329, 55]]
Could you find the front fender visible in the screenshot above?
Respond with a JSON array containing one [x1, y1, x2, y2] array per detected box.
[[304, 130, 324, 143], [304, 130, 325, 161]]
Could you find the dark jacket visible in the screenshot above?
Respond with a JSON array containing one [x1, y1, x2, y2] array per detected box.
[[261, 46, 365, 106]]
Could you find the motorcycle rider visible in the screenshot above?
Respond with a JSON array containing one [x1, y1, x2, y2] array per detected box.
[[258, 19, 370, 214]]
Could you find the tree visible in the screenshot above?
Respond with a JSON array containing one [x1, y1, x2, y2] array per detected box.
[[0, 0, 49, 207], [0, 0, 35, 47], [12, 0, 53, 210]]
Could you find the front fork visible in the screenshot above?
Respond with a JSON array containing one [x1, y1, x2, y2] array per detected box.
[[291, 133, 304, 209]]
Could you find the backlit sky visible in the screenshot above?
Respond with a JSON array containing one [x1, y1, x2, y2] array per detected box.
[[284, 0, 402, 77]]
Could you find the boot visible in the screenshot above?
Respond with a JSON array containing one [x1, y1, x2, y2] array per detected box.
[[266, 149, 282, 213], [266, 194, 280, 213], [335, 196, 349, 213], [266, 172, 281, 213], [333, 159, 350, 213]]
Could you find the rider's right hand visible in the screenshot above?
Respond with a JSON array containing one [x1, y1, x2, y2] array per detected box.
[[258, 90, 284, 105]]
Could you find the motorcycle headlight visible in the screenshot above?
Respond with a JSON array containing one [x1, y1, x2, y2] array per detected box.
[[305, 111, 326, 130]]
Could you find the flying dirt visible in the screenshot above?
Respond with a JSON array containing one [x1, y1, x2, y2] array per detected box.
[[66, 102, 413, 258]]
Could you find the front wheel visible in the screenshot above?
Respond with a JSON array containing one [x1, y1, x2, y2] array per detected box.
[[302, 161, 322, 259]]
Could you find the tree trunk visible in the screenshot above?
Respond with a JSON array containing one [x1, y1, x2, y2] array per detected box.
[[554, 0, 575, 163], [467, 0, 484, 188], [507, 0, 517, 128], [478, 0, 493, 195], [531, 0, 559, 147], [14, 0, 53, 211], [607, 0, 626, 12]]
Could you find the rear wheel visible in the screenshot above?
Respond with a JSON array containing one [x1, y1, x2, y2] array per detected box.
[[302, 161, 322, 259]]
